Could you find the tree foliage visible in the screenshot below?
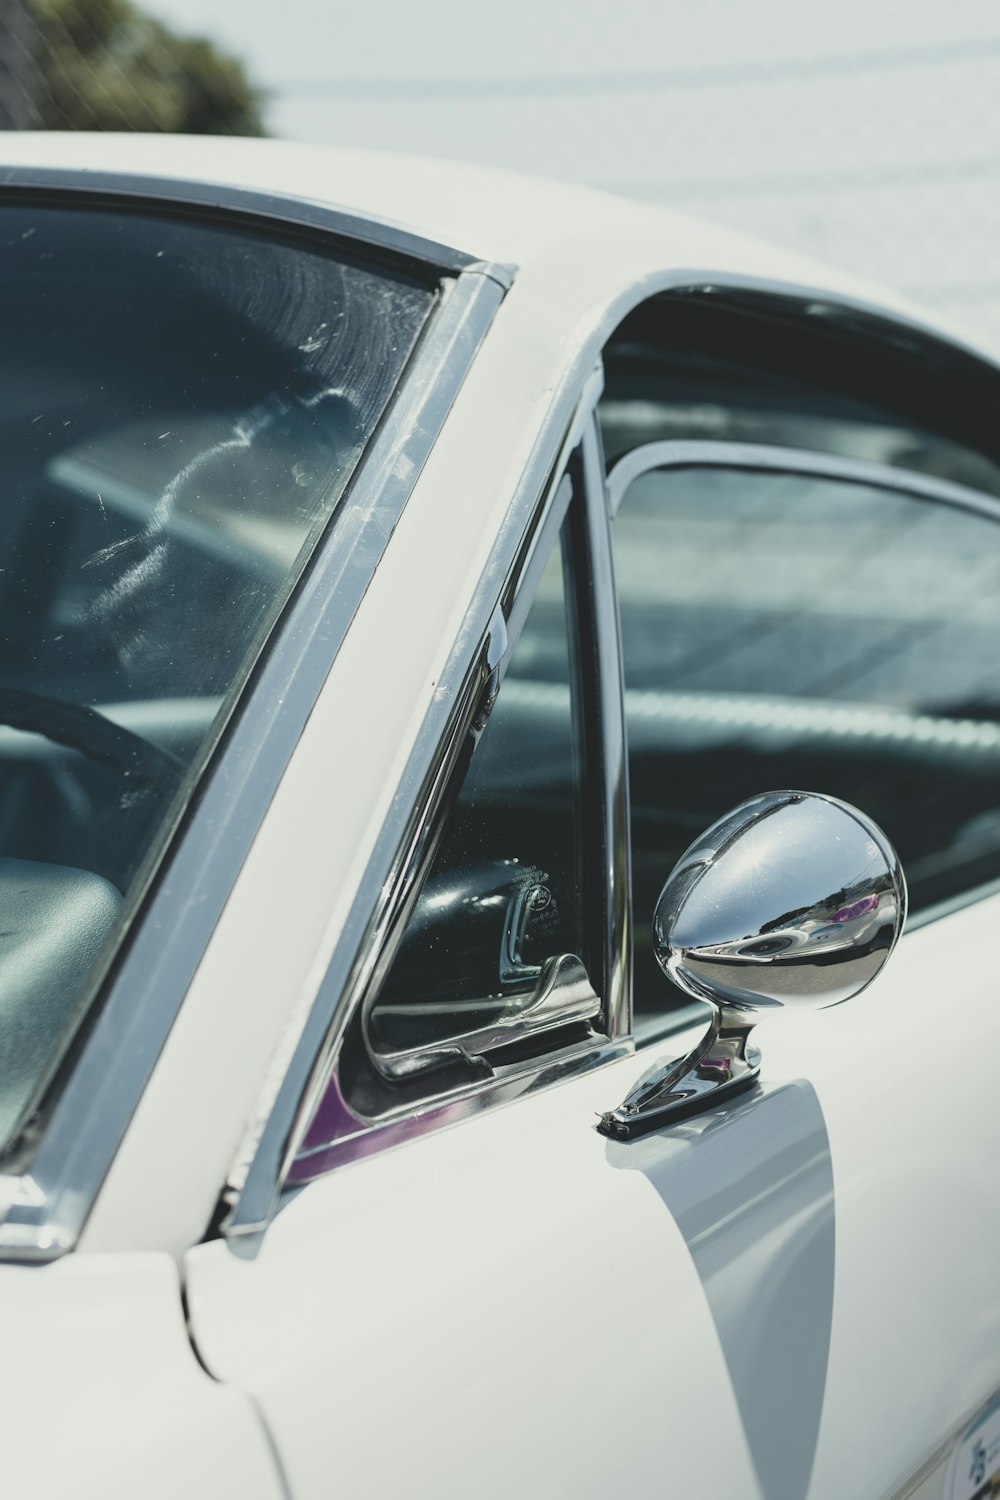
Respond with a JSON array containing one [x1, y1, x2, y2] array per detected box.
[[32, 0, 266, 134]]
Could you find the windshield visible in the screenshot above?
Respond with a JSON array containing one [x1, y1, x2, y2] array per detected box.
[[0, 199, 434, 1153]]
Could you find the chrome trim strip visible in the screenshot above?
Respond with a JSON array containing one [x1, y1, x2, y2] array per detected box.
[[290, 1035, 632, 1181], [0, 266, 506, 1264], [0, 165, 500, 279], [225, 367, 611, 1240], [905, 874, 1000, 932], [606, 438, 1000, 520], [578, 413, 632, 1040]]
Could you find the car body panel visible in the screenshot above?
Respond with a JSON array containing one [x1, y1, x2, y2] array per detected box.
[[0, 1252, 283, 1500], [0, 138, 997, 1499], [185, 1039, 763, 1500], [182, 888, 1000, 1500], [180, 896, 1000, 1500]]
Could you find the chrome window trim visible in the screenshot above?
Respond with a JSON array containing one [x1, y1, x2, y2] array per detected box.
[[0, 166, 510, 284], [578, 415, 631, 1042], [608, 436, 1000, 935], [906, 874, 1000, 933], [607, 439, 1000, 521], [0, 259, 507, 1264], [223, 374, 635, 1245], [286, 1035, 630, 1183]]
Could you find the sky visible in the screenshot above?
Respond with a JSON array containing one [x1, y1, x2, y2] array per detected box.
[[141, 0, 1000, 350]]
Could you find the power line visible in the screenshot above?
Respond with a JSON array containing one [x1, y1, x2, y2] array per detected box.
[[901, 279, 1000, 305], [604, 154, 1000, 203], [273, 33, 1000, 103]]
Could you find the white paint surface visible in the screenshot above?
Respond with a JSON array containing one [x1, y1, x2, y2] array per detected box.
[[0, 1252, 282, 1499], [0, 135, 995, 1498], [186, 1046, 764, 1500]]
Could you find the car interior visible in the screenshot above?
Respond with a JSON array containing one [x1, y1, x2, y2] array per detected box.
[[0, 196, 431, 1149], [601, 290, 1000, 1024]]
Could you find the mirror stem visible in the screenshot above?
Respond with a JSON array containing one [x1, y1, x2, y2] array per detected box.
[[597, 1005, 760, 1140]]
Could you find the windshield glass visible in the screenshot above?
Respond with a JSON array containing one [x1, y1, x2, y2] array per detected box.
[[0, 199, 434, 1153]]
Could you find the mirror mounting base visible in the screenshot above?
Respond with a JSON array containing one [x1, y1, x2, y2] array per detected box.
[[596, 1006, 761, 1140]]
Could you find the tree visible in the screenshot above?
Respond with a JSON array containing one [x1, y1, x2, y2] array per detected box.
[[30, 0, 266, 134], [0, 0, 38, 128]]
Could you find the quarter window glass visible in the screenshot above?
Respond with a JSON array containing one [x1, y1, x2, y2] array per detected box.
[[367, 522, 589, 1065], [613, 464, 1000, 1025], [0, 202, 433, 1150]]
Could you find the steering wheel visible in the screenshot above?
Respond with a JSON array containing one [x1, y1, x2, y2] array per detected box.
[[0, 688, 184, 789]]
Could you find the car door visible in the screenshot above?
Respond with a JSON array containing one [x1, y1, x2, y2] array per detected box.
[[605, 443, 1000, 1500], [184, 293, 1000, 1500], [181, 409, 767, 1499], [598, 284, 1000, 1500]]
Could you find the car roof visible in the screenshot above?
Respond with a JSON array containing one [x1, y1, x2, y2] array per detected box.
[[0, 132, 753, 268], [1, 133, 995, 375], [0, 134, 953, 323]]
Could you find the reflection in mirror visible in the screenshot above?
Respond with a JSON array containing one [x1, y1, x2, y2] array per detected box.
[[656, 790, 905, 1012]]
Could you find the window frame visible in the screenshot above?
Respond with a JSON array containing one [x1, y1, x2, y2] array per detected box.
[[223, 381, 633, 1241], [607, 438, 1000, 524], [0, 170, 508, 1264], [358, 477, 599, 1084]]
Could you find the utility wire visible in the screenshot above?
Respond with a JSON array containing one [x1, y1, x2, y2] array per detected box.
[[901, 279, 1000, 305], [605, 153, 1000, 202], [274, 33, 1000, 102]]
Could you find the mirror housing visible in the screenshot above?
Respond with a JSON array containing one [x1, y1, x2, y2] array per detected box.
[[600, 791, 906, 1138], [654, 789, 905, 1012]]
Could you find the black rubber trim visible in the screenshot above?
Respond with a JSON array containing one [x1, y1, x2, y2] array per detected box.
[[0, 164, 479, 278]]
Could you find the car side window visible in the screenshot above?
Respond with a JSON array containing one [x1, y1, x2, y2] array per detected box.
[[612, 458, 1000, 1029], [361, 511, 596, 1083]]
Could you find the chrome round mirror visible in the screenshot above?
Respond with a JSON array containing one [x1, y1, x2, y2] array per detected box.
[[599, 791, 906, 1140], [654, 790, 906, 1012]]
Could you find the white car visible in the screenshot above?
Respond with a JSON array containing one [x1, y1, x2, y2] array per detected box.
[[1, 133, 999, 1500]]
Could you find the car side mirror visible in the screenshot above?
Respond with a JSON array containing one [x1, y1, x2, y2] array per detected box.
[[599, 791, 906, 1139]]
